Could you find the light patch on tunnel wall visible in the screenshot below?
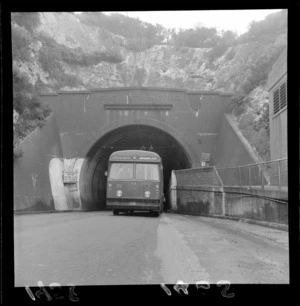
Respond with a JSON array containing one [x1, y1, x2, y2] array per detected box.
[[49, 158, 84, 211], [31, 173, 38, 191], [169, 170, 177, 210], [49, 158, 68, 211]]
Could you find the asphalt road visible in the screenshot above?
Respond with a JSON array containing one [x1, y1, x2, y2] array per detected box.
[[14, 211, 289, 286]]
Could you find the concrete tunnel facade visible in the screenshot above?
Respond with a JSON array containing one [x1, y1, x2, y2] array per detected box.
[[15, 86, 261, 212]]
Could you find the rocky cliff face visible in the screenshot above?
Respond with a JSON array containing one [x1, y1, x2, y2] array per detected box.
[[12, 12, 287, 161]]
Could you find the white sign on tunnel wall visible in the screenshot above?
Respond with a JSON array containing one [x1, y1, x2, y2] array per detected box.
[[63, 170, 78, 184], [201, 153, 211, 162]]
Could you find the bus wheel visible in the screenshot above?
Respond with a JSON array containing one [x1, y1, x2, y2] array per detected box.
[[153, 211, 160, 217], [113, 210, 119, 215]]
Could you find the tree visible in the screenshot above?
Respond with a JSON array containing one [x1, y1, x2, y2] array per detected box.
[[238, 10, 287, 44], [11, 25, 32, 62], [13, 71, 51, 153]]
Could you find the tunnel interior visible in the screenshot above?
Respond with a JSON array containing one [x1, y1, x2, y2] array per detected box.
[[80, 124, 191, 210]]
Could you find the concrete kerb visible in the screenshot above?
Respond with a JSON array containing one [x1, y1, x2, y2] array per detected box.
[[14, 210, 70, 215], [168, 210, 288, 232], [14, 209, 109, 215]]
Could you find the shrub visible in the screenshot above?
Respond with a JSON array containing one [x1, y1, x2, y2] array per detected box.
[[13, 71, 52, 150], [14, 147, 24, 159], [38, 41, 62, 72], [229, 92, 247, 115], [39, 34, 123, 68], [180, 47, 189, 54], [207, 44, 229, 62], [224, 47, 236, 61], [11, 26, 32, 62], [133, 67, 146, 85]]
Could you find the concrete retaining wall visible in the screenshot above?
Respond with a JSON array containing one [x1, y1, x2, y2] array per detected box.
[[170, 167, 223, 212], [172, 168, 288, 225], [175, 185, 288, 224], [175, 166, 222, 186], [176, 186, 222, 215]]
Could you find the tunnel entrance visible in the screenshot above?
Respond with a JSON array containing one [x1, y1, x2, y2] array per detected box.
[[79, 124, 191, 210]]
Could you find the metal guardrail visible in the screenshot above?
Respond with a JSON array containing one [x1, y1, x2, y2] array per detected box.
[[216, 158, 288, 190]]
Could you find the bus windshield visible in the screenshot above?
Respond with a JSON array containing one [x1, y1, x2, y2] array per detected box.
[[109, 163, 134, 180], [136, 163, 159, 181]]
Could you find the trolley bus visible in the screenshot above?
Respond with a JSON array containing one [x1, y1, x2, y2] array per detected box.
[[106, 150, 164, 216]]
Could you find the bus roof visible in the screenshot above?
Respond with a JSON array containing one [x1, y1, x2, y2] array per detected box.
[[109, 150, 161, 162]]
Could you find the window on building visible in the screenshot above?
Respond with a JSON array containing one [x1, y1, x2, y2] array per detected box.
[[280, 82, 287, 108], [273, 88, 280, 114], [273, 81, 287, 115]]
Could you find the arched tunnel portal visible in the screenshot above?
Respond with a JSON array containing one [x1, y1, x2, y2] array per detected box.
[[79, 124, 192, 210]]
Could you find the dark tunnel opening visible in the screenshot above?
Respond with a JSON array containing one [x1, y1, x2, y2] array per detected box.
[[80, 124, 191, 211]]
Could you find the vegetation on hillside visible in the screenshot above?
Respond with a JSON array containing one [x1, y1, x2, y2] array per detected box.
[[12, 13, 52, 157], [13, 70, 51, 158], [77, 12, 167, 51], [238, 10, 287, 44], [227, 10, 287, 160]]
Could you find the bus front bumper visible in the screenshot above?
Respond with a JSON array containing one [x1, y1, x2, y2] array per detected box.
[[107, 200, 161, 211]]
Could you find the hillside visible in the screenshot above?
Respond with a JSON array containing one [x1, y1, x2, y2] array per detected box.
[[12, 11, 287, 161]]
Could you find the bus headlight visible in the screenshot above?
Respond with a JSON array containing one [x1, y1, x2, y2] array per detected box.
[[145, 191, 151, 198], [116, 190, 123, 197]]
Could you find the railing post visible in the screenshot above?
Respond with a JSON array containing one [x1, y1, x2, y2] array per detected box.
[[222, 188, 226, 216], [260, 164, 265, 190], [238, 167, 241, 186], [278, 160, 281, 191], [248, 166, 251, 189]]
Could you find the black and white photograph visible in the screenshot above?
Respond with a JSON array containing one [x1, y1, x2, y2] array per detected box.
[[8, 7, 294, 300]]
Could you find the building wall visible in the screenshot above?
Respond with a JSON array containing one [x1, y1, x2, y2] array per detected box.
[[268, 48, 287, 160]]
